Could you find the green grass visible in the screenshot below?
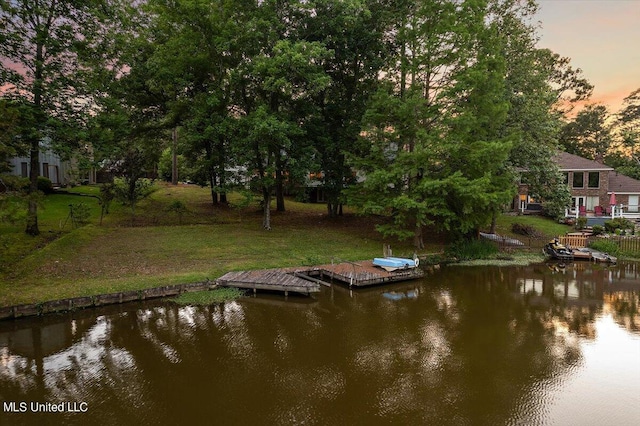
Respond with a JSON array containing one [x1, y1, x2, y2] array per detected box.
[[0, 184, 572, 308], [1, 183, 412, 306], [492, 214, 572, 239], [171, 288, 246, 305]]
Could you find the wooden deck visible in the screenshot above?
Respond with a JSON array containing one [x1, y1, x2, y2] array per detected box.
[[216, 260, 425, 295], [288, 260, 425, 287], [216, 270, 321, 295]]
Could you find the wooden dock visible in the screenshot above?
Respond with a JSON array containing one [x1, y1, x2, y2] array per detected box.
[[289, 260, 424, 287], [217, 260, 424, 295], [216, 270, 321, 295]]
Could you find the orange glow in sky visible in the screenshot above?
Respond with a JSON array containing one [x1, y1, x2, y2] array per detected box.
[[535, 0, 640, 114]]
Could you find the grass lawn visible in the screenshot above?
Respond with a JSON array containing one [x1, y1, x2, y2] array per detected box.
[[0, 182, 566, 307], [492, 214, 572, 240]]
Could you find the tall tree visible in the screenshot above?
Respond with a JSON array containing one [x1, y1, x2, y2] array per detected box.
[[350, 0, 513, 247], [138, 0, 249, 205], [298, 0, 389, 217], [559, 104, 612, 160], [0, 0, 120, 235], [484, 0, 584, 221], [236, 38, 330, 229], [616, 88, 640, 165]]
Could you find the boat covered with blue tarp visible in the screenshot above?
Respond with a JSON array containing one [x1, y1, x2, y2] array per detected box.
[[372, 257, 419, 272]]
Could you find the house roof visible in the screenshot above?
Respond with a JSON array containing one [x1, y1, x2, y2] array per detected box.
[[554, 151, 614, 171], [608, 172, 640, 194]]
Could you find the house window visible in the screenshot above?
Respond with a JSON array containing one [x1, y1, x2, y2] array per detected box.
[[21, 162, 28, 178], [572, 172, 584, 188], [43, 163, 49, 178], [588, 172, 599, 188]]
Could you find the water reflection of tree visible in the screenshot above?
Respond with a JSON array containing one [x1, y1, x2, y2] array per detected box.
[[605, 292, 640, 332], [2, 262, 638, 425]]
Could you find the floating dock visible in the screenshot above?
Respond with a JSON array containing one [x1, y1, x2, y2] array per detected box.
[[290, 260, 424, 287], [216, 260, 424, 295], [216, 270, 321, 296]]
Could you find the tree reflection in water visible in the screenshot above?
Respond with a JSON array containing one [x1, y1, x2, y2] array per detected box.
[[1, 261, 638, 425]]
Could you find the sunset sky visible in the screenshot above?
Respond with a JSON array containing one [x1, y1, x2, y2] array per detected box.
[[535, 0, 640, 114]]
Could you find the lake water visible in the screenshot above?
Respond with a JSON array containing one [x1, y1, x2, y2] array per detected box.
[[1, 262, 639, 425]]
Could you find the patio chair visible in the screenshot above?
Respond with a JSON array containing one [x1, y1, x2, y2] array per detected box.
[[579, 205, 587, 216], [594, 205, 604, 216]]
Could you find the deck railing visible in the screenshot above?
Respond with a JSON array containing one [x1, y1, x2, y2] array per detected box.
[[559, 235, 590, 249]]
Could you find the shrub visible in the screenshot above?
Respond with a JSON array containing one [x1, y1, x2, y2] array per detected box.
[[1, 174, 28, 192], [167, 200, 188, 225], [576, 216, 587, 230], [591, 225, 604, 236], [113, 177, 156, 215], [589, 239, 620, 256], [0, 194, 26, 224], [447, 238, 498, 261], [37, 176, 54, 194], [604, 218, 634, 234]]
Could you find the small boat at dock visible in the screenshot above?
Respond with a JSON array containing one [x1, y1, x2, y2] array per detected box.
[[543, 239, 616, 264], [543, 239, 574, 261], [372, 257, 420, 272]]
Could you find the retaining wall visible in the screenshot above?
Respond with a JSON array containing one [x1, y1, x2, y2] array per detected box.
[[0, 280, 216, 321]]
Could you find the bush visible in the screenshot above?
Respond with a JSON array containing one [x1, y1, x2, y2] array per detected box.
[[37, 176, 54, 194], [591, 225, 604, 236], [167, 200, 188, 225], [589, 239, 620, 256], [447, 238, 498, 261], [0, 174, 29, 192], [0, 194, 26, 224], [113, 177, 156, 215], [0, 175, 54, 194], [604, 218, 634, 234]]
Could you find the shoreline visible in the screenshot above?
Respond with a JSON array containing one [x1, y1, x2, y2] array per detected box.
[[0, 252, 552, 321]]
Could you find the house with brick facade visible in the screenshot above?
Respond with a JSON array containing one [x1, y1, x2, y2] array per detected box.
[[516, 151, 640, 220]]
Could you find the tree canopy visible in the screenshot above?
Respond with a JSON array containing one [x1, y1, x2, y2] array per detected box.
[[2, 0, 600, 243]]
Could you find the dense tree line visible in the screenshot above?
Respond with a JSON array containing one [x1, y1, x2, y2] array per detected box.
[[4, 0, 635, 246]]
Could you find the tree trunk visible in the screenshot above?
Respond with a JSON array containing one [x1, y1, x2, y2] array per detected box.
[[171, 127, 178, 185], [413, 224, 424, 250], [327, 201, 339, 217], [25, 35, 45, 236], [25, 143, 40, 235], [209, 171, 218, 205], [204, 139, 218, 205], [275, 168, 285, 212], [489, 211, 497, 234], [262, 188, 272, 230], [217, 136, 227, 204]]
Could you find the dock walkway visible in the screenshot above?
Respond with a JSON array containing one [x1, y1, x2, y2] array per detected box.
[[217, 260, 425, 295]]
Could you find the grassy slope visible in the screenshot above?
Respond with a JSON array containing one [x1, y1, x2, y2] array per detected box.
[[0, 183, 567, 307]]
